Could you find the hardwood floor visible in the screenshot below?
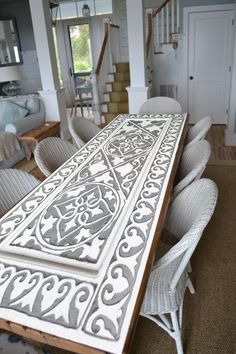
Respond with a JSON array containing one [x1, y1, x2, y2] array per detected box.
[[207, 125, 236, 160]]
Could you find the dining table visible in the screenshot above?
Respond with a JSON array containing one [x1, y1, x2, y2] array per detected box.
[[0, 113, 188, 354]]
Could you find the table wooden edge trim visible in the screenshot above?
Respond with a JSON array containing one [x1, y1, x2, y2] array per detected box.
[[0, 319, 105, 354], [123, 114, 190, 354]]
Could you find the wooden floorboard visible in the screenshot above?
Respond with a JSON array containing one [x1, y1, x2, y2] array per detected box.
[[206, 125, 236, 160]]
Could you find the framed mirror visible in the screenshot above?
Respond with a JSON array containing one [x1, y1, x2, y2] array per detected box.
[[0, 17, 23, 67]]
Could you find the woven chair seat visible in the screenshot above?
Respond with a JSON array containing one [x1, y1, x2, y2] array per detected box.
[[68, 116, 101, 148], [139, 97, 182, 114], [186, 116, 212, 148], [142, 259, 188, 315], [0, 169, 40, 217], [34, 137, 78, 177]]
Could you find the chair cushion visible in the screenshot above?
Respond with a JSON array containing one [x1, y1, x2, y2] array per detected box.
[[0, 101, 28, 130], [26, 98, 40, 114]]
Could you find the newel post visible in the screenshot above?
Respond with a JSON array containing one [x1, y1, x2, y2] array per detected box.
[[90, 70, 102, 125]]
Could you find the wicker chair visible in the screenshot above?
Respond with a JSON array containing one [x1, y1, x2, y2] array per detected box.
[[172, 140, 211, 199], [139, 97, 182, 114], [141, 178, 218, 354], [186, 116, 212, 148], [34, 137, 77, 177], [68, 116, 101, 148], [0, 169, 40, 218]]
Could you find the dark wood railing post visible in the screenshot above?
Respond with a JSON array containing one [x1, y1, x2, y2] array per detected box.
[[146, 11, 153, 58], [95, 21, 109, 76]]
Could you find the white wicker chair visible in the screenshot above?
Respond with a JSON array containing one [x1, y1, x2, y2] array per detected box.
[[139, 97, 182, 114], [0, 169, 40, 218], [186, 116, 212, 148], [140, 178, 218, 354], [172, 140, 211, 199], [68, 116, 101, 148], [34, 137, 78, 177]]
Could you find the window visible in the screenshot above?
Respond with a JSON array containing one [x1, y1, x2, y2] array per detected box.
[[57, 0, 112, 20]]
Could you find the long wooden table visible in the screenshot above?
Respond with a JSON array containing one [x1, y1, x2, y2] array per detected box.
[[0, 113, 188, 354]]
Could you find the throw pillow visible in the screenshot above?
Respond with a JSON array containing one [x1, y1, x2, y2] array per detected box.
[[0, 101, 28, 130], [26, 98, 40, 114]]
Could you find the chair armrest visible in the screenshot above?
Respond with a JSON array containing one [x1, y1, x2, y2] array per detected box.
[[5, 113, 44, 136]]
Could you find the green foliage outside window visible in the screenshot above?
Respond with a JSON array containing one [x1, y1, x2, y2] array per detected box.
[[70, 24, 92, 73]]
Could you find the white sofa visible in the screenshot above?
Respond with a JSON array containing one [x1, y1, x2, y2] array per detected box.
[[0, 96, 45, 168]]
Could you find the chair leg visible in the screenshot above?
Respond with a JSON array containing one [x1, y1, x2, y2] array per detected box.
[[187, 278, 195, 294], [70, 105, 74, 117], [170, 311, 184, 354]]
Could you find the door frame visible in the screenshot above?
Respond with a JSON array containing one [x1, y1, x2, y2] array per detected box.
[[63, 18, 94, 96], [182, 4, 236, 119]]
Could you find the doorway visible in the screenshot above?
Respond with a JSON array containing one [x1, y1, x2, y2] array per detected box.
[[65, 19, 93, 96], [183, 5, 235, 124]]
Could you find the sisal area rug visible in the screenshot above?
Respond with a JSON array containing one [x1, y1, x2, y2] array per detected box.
[[130, 163, 236, 354], [35, 163, 236, 354]]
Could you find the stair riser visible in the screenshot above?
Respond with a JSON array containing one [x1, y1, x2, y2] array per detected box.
[[103, 92, 128, 103], [106, 81, 130, 92], [101, 102, 129, 114], [115, 63, 130, 73], [114, 72, 130, 82]]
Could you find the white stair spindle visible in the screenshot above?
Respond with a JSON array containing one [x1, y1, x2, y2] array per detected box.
[[171, 0, 175, 34], [161, 8, 164, 43], [166, 2, 169, 43], [90, 70, 102, 125], [156, 13, 160, 51], [177, 0, 180, 33]]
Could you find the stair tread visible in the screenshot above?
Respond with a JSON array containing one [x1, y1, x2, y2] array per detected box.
[[101, 101, 128, 105]]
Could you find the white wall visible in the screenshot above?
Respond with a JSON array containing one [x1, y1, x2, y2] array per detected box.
[[0, 0, 42, 94]]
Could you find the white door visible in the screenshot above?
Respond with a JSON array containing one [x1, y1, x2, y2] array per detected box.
[[188, 10, 234, 124]]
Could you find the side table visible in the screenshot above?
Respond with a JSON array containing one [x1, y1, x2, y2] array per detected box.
[[18, 122, 60, 160]]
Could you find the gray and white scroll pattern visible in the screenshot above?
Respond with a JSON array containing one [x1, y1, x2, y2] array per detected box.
[[9, 119, 168, 265], [0, 115, 127, 242], [83, 116, 184, 340], [0, 262, 96, 328]]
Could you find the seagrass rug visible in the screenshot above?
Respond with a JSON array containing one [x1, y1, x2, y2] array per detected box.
[[130, 162, 236, 354], [42, 162, 236, 354]]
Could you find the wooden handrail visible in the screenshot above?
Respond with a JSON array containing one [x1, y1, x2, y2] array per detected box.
[[95, 22, 119, 75], [110, 24, 120, 29], [146, 12, 153, 58], [96, 22, 109, 75], [153, 0, 171, 18]]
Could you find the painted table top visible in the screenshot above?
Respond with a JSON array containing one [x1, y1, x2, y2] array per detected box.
[[0, 113, 187, 354]]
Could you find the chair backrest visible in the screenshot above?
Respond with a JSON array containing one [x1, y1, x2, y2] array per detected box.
[[0, 169, 40, 217], [68, 116, 101, 148], [173, 140, 211, 198], [186, 116, 212, 148], [34, 137, 78, 177], [139, 97, 182, 114], [157, 178, 218, 290]]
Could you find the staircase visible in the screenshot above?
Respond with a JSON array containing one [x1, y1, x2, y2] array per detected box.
[[153, 0, 180, 53], [101, 62, 130, 123]]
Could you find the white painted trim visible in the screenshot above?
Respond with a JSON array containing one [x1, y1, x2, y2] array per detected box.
[[126, 86, 149, 114], [182, 3, 236, 115], [225, 6, 236, 146]]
